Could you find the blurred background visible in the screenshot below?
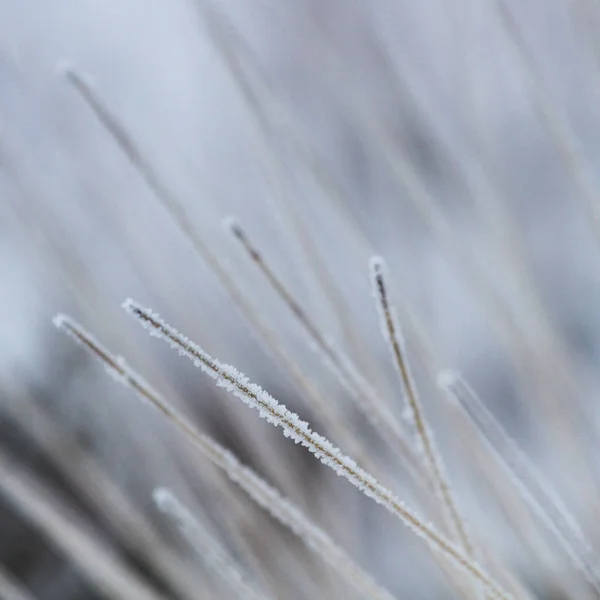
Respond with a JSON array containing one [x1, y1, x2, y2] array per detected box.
[[2, 0, 600, 598]]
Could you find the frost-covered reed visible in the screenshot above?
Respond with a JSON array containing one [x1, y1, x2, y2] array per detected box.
[[54, 314, 399, 600], [4, 1, 600, 598], [124, 299, 513, 600]]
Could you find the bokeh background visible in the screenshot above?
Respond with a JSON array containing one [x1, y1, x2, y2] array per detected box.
[[2, 0, 600, 598]]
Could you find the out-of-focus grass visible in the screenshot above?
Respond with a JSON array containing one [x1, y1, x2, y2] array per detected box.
[[2, 0, 600, 598]]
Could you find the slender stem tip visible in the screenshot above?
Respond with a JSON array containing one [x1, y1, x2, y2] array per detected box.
[[369, 256, 385, 277], [223, 215, 243, 238], [437, 370, 461, 391], [152, 487, 174, 510], [122, 298, 142, 315], [53, 313, 72, 330], [56, 62, 77, 79]]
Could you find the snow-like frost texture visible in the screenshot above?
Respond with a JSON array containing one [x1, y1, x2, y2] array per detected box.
[[59, 306, 396, 600], [195, 435, 397, 600], [223, 226, 415, 477], [124, 299, 513, 600], [53, 314, 70, 331]]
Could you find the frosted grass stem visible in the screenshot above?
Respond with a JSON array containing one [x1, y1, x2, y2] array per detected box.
[[124, 299, 514, 600], [54, 314, 398, 600]]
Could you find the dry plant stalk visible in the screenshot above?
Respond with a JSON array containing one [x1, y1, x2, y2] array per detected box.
[[226, 217, 422, 482], [194, 12, 437, 380], [64, 67, 389, 491], [370, 257, 476, 561], [54, 314, 397, 600], [123, 299, 514, 600], [226, 217, 493, 594], [190, 0, 366, 364], [217, 0, 586, 509]]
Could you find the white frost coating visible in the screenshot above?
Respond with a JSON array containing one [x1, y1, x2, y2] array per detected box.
[[438, 371, 600, 593], [225, 224, 420, 484], [124, 299, 513, 600], [153, 488, 269, 600], [56, 311, 396, 600], [188, 433, 398, 600], [54, 313, 94, 343], [53, 313, 71, 331]]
